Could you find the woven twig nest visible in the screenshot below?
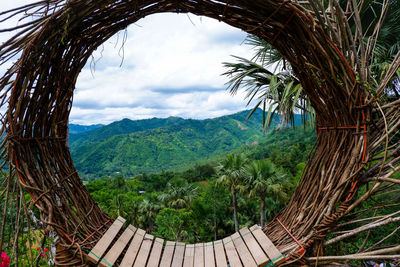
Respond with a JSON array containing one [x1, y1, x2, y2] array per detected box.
[[0, 0, 399, 265]]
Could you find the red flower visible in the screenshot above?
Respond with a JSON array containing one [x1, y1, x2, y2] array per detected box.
[[44, 248, 49, 252], [0, 252, 10, 267], [36, 247, 40, 251]]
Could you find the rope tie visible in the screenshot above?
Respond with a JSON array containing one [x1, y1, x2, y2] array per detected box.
[[81, 218, 112, 244], [276, 217, 305, 258], [265, 254, 285, 267], [272, 10, 297, 43]]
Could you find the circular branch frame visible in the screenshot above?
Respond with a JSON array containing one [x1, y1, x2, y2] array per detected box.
[[0, 0, 399, 265]]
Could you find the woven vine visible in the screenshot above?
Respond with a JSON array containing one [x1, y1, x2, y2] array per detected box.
[[0, 0, 399, 265]]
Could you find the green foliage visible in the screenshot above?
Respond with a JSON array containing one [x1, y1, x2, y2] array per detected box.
[[215, 153, 248, 193], [244, 159, 289, 203], [81, 125, 316, 243], [159, 183, 198, 210], [222, 35, 314, 130], [154, 208, 194, 241]]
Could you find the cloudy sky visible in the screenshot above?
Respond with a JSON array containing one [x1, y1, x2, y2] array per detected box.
[[0, 1, 256, 125]]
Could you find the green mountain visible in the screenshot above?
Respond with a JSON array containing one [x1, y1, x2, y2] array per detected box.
[[69, 117, 184, 148], [69, 124, 104, 134], [69, 110, 302, 178]]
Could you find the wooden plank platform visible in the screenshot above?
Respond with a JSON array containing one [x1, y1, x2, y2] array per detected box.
[[134, 233, 154, 267], [249, 225, 285, 265], [231, 232, 257, 267], [183, 244, 195, 267], [99, 224, 136, 267], [88, 216, 125, 264], [120, 228, 146, 267], [159, 241, 175, 267], [213, 240, 227, 267], [240, 227, 269, 266], [147, 237, 164, 267], [87, 216, 285, 267], [193, 243, 204, 267], [223, 236, 242, 267], [171, 242, 185, 267], [204, 241, 215, 267]]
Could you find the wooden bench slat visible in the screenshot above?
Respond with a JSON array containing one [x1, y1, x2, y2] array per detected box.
[[88, 216, 126, 264], [231, 232, 257, 267], [146, 237, 164, 267], [213, 240, 226, 267], [223, 236, 242, 267], [204, 242, 215, 267], [87, 216, 284, 267], [249, 225, 285, 265], [193, 243, 204, 267], [99, 224, 136, 267], [120, 228, 146, 267], [134, 234, 154, 267], [183, 244, 194, 267], [239, 227, 269, 266], [171, 242, 185, 267], [159, 241, 176, 267]]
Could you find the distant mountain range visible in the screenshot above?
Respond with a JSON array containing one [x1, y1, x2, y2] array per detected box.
[[69, 124, 104, 134], [69, 110, 303, 178]]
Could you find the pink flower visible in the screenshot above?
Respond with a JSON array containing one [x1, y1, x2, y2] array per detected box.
[[0, 252, 10, 267]]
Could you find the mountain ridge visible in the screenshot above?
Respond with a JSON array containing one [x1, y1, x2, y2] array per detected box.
[[69, 109, 303, 178]]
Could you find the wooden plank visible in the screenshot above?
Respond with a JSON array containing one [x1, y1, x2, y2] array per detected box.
[[204, 242, 215, 267], [183, 244, 195, 267], [120, 228, 146, 267], [159, 241, 176, 267], [223, 236, 242, 267], [231, 232, 257, 267], [171, 242, 185, 267], [88, 216, 125, 264], [146, 237, 164, 267], [249, 225, 285, 265], [99, 224, 136, 267], [239, 227, 269, 266], [134, 234, 154, 267], [213, 240, 227, 267], [194, 243, 204, 267]]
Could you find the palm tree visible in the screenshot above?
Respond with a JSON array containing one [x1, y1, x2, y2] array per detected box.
[[158, 183, 198, 210], [215, 153, 247, 232], [138, 196, 163, 232], [222, 35, 313, 130], [244, 159, 289, 227]]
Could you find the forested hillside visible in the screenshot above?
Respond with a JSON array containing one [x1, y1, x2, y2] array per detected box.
[[86, 126, 317, 243], [69, 110, 303, 178], [69, 116, 184, 146]]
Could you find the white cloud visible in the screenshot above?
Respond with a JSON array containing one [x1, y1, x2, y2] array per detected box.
[[1, 2, 257, 125]]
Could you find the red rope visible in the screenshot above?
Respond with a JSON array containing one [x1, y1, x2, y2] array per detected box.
[[14, 153, 37, 203], [345, 92, 368, 202], [317, 126, 358, 130], [276, 217, 306, 258], [287, 3, 312, 24], [272, 10, 297, 43], [81, 219, 112, 244]]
